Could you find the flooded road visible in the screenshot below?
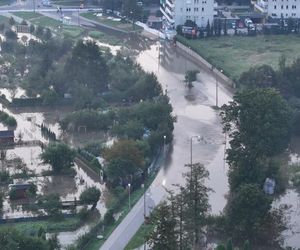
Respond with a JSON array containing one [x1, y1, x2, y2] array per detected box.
[[136, 41, 232, 214], [101, 38, 232, 250]]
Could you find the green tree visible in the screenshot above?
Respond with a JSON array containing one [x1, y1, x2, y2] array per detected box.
[[184, 70, 199, 88], [40, 143, 75, 174], [221, 88, 292, 160], [226, 184, 271, 242], [104, 139, 145, 180], [239, 65, 277, 89], [21, 19, 28, 25], [9, 16, 15, 26], [123, 0, 142, 23], [35, 25, 44, 37], [181, 163, 211, 246], [43, 28, 52, 41], [30, 24, 35, 33], [64, 40, 108, 93], [0, 192, 3, 212], [38, 193, 62, 219], [147, 201, 178, 250], [79, 187, 101, 210], [0, 227, 51, 250], [5, 29, 17, 40]]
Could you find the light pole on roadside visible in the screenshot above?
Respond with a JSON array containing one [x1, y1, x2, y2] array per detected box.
[[190, 135, 201, 166], [78, 9, 80, 26], [128, 183, 131, 209]]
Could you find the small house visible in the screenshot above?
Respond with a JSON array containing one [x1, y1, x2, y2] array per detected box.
[[9, 183, 32, 199], [0, 130, 14, 144]]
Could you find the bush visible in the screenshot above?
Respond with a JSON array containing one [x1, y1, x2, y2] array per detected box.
[[0, 111, 17, 127], [0, 170, 9, 182], [78, 206, 89, 221]]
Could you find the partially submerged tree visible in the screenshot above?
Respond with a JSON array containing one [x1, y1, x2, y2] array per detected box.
[[40, 143, 75, 174], [79, 187, 101, 210]]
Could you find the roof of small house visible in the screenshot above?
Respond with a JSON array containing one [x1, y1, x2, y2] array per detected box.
[[0, 130, 14, 138]]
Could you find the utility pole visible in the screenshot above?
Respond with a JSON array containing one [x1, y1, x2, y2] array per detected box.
[[33, 0, 36, 13]]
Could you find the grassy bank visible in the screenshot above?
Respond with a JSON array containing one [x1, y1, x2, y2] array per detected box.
[[12, 12, 43, 20], [177, 35, 300, 81], [0, 216, 81, 234], [125, 222, 154, 250], [85, 170, 159, 250]]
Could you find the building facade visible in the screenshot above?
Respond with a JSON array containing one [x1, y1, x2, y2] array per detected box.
[[256, 0, 300, 18], [160, 0, 214, 28]]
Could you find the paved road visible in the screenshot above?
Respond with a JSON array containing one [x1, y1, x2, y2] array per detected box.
[[100, 39, 233, 249]]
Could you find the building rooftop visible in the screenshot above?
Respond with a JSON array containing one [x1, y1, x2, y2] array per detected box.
[[0, 130, 14, 138]]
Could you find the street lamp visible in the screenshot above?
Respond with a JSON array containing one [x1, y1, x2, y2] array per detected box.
[[128, 183, 131, 209], [163, 135, 167, 155], [216, 69, 223, 108], [190, 135, 201, 166]]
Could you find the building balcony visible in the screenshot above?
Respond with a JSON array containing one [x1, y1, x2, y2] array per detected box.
[[160, 6, 175, 24], [166, 0, 175, 8], [165, 5, 174, 16]]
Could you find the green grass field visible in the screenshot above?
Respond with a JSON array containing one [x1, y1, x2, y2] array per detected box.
[[88, 30, 122, 45], [30, 16, 62, 27], [0, 0, 13, 6], [81, 13, 143, 33], [0, 15, 10, 24], [0, 217, 81, 234], [12, 12, 43, 20], [125, 223, 154, 250], [177, 35, 300, 81]]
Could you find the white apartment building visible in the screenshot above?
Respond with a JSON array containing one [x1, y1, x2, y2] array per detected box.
[[255, 0, 300, 18], [160, 0, 214, 28]]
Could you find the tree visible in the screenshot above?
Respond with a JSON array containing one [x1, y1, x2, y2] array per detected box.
[[43, 28, 52, 41], [123, 0, 142, 23], [40, 143, 75, 174], [79, 187, 101, 210], [21, 19, 28, 25], [206, 20, 211, 37], [224, 18, 228, 35], [38, 193, 62, 219], [226, 184, 272, 242], [220, 88, 292, 160], [5, 29, 17, 40], [64, 40, 109, 93], [30, 24, 35, 33], [239, 65, 277, 89], [35, 25, 44, 37], [184, 70, 199, 88], [181, 163, 211, 246], [0, 228, 51, 250], [9, 16, 15, 26], [147, 201, 178, 250], [0, 192, 3, 212], [104, 139, 145, 181]]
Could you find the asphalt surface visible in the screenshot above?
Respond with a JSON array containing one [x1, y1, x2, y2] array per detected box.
[[100, 39, 233, 250]]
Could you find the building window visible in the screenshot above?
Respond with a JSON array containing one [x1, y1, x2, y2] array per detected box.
[[286, 5, 288, 9], [274, 5, 277, 9], [194, 7, 199, 11], [202, 7, 204, 11], [281, 5, 283, 8]]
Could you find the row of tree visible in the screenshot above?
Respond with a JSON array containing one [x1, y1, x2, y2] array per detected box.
[[146, 163, 211, 249]]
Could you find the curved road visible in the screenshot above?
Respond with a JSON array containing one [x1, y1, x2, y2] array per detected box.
[[100, 41, 233, 249]]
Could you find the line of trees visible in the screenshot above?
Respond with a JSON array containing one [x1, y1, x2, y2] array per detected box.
[[146, 163, 211, 249], [219, 86, 292, 245]]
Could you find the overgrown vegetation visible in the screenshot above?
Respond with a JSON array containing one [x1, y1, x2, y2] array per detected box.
[[0, 110, 17, 127]]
